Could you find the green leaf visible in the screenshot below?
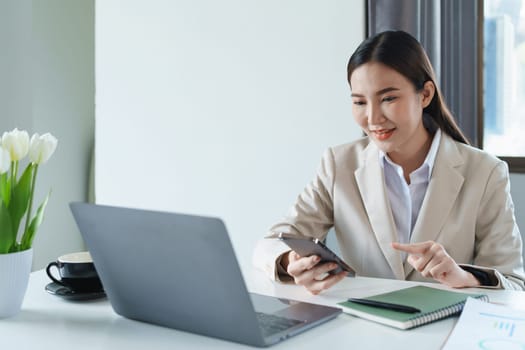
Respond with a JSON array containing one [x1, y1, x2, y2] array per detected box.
[[0, 200, 14, 253], [20, 192, 49, 250], [0, 172, 10, 206], [8, 164, 33, 240]]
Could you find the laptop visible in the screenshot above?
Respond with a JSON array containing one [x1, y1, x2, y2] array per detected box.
[[69, 202, 341, 347]]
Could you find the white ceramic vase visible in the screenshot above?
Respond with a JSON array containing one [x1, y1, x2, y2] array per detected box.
[[0, 248, 33, 318]]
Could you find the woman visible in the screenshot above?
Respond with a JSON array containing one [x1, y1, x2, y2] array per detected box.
[[253, 30, 525, 293]]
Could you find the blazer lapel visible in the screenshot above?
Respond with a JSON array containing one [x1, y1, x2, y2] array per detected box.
[[404, 134, 465, 277], [355, 143, 405, 280]]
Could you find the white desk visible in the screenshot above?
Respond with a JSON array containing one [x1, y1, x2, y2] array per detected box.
[[3, 270, 524, 349]]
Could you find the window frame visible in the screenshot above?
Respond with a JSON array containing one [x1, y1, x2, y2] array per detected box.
[[480, 0, 525, 173], [498, 157, 525, 173]]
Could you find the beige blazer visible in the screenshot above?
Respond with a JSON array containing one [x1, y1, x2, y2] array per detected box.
[[253, 133, 525, 290]]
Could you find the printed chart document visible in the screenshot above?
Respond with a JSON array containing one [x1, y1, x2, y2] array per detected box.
[[443, 297, 525, 349]]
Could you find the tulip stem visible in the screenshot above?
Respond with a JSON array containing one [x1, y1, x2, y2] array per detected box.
[[13, 160, 18, 180], [10, 160, 18, 201], [23, 164, 38, 242]]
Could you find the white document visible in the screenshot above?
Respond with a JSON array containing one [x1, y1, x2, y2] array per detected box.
[[443, 297, 525, 350]]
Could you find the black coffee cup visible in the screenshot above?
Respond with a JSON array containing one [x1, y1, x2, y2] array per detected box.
[[46, 251, 103, 292]]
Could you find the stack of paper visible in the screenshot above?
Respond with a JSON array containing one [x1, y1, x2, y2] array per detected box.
[[443, 297, 525, 349]]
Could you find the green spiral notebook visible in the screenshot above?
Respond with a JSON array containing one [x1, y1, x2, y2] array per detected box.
[[338, 285, 489, 330]]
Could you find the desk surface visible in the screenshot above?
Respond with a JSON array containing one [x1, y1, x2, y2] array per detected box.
[[3, 270, 524, 349]]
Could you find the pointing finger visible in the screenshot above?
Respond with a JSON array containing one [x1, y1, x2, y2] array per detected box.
[[391, 241, 432, 255]]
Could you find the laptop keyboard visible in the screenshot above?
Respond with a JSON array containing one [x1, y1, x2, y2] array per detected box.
[[256, 312, 304, 337]]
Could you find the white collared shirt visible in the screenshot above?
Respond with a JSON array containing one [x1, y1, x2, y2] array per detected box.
[[380, 129, 442, 246]]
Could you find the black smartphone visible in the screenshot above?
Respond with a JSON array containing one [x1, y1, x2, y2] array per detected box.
[[278, 233, 355, 276]]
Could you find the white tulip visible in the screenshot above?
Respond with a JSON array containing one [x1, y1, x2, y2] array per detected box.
[[29, 133, 58, 164], [0, 146, 10, 174], [1, 128, 30, 161]]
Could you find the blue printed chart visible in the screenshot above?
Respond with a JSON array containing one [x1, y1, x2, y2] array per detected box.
[[443, 297, 525, 350]]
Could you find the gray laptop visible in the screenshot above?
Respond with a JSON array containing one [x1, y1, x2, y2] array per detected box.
[[70, 202, 341, 347]]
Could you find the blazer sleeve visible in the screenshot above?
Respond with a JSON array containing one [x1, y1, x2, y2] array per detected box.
[[252, 148, 336, 281], [466, 161, 525, 290]]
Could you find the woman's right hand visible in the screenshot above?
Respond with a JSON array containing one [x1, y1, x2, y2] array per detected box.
[[281, 250, 347, 294]]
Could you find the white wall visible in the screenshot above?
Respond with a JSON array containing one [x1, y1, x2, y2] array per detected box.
[[0, 0, 32, 134], [0, 0, 95, 270], [96, 0, 365, 271], [31, 0, 95, 269]]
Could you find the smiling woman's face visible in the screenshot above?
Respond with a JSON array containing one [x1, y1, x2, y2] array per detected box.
[[350, 62, 434, 163]]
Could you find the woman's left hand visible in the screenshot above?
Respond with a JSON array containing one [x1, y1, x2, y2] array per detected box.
[[391, 241, 480, 288]]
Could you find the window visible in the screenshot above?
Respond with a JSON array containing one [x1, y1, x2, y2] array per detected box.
[[483, 0, 525, 171]]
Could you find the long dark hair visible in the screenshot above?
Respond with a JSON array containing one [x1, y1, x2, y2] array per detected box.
[[347, 30, 469, 145]]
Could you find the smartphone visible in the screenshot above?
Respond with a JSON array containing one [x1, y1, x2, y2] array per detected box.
[[278, 233, 355, 277]]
